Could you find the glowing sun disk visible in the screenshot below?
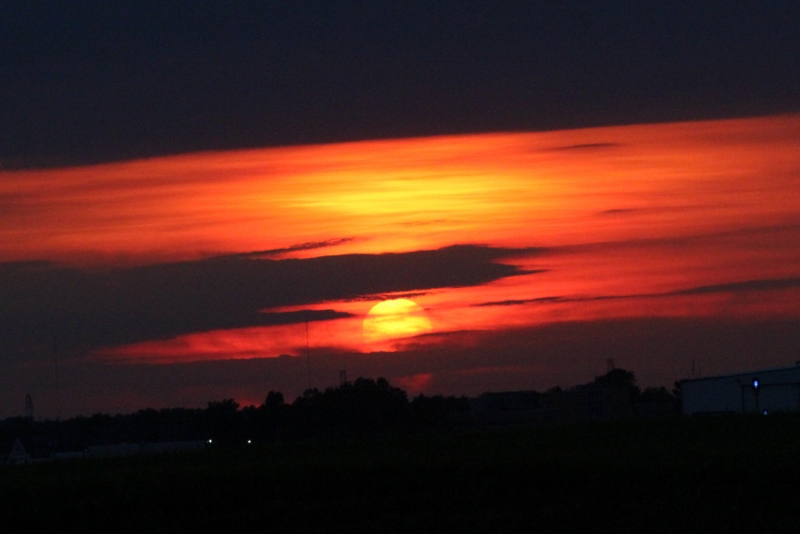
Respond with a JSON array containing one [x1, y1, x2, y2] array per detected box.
[[362, 299, 433, 344]]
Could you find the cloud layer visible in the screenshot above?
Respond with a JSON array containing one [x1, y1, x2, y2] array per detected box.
[[0, 245, 530, 354], [5, 316, 799, 418]]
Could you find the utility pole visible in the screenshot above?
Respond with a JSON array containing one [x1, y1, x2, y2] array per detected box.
[[305, 312, 311, 389], [53, 335, 61, 420], [25, 394, 33, 420]]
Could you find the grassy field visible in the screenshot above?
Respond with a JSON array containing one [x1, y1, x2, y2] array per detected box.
[[3, 414, 800, 533]]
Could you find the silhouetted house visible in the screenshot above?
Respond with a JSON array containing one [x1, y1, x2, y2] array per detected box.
[[680, 364, 800, 415], [464, 391, 545, 425], [635, 398, 677, 418], [462, 383, 638, 426], [543, 383, 635, 421], [471, 390, 541, 413]]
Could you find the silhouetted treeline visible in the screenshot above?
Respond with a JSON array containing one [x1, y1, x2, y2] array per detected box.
[[0, 377, 470, 457], [470, 368, 680, 424], [1, 371, 679, 459], [590, 367, 679, 406]]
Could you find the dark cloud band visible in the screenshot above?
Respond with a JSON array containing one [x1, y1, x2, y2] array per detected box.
[[0, 245, 529, 354]]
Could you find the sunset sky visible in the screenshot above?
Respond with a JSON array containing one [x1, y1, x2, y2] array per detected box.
[[2, 3, 799, 417]]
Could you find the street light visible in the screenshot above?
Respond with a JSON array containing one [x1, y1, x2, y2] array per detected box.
[[752, 378, 760, 414]]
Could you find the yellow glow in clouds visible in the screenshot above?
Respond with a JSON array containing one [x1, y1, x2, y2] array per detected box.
[[363, 299, 433, 344], [5, 114, 800, 365]]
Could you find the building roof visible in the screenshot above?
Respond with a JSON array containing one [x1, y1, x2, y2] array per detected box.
[[679, 363, 800, 385]]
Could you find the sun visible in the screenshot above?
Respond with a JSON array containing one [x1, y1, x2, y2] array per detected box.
[[363, 298, 433, 344]]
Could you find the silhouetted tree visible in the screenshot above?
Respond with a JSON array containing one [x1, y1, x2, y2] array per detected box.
[[639, 386, 675, 404], [265, 391, 284, 407], [592, 368, 641, 402], [260, 390, 289, 438], [292, 377, 408, 432], [409, 394, 469, 427], [205, 399, 241, 445]]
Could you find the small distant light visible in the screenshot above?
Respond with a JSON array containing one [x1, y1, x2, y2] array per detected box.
[[247, 440, 252, 444], [752, 379, 759, 389], [763, 410, 768, 415], [207, 439, 213, 444]]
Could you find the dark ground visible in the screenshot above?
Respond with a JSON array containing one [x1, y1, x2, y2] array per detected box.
[[3, 414, 800, 533]]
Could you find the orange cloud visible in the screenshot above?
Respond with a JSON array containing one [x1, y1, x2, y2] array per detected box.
[[2, 114, 799, 374]]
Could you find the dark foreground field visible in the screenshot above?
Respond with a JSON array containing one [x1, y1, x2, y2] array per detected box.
[[3, 414, 800, 533]]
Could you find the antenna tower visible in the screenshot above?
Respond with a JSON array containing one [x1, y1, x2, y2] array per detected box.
[[53, 335, 61, 420], [305, 312, 311, 388]]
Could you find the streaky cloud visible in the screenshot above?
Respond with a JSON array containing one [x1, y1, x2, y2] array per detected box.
[[473, 296, 565, 307], [257, 309, 353, 324], [398, 219, 448, 227], [546, 222, 800, 258], [8, 316, 797, 418], [228, 237, 358, 258], [544, 142, 621, 152], [470, 277, 800, 309], [0, 244, 530, 355], [669, 277, 800, 296], [342, 291, 432, 303], [597, 208, 638, 216]]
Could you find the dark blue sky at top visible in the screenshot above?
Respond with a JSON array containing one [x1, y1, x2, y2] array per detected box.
[[1, 1, 798, 168]]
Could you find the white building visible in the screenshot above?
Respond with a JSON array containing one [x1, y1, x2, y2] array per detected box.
[[7, 439, 29, 464], [680, 364, 800, 415]]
